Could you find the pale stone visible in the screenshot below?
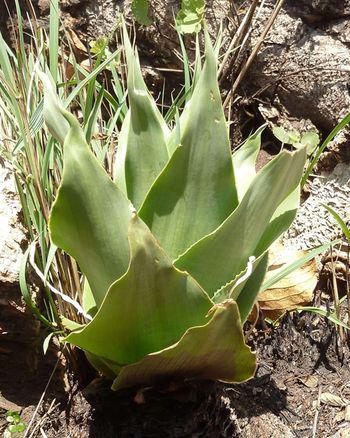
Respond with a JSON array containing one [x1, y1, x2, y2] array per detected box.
[[0, 165, 26, 286]]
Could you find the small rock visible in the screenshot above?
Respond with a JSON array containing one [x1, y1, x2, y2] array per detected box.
[[251, 5, 350, 132], [238, 412, 294, 438], [331, 425, 350, 438], [284, 163, 350, 250], [0, 165, 25, 287]]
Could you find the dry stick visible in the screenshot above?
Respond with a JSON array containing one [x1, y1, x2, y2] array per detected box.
[[232, 0, 268, 83], [223, 0, 286, 109], [40, 429, 48, 438], [231, 1, 242, 25], [347, 245, 350, 344], [24, 351, 63, 438], [69, 257, 82, 300], [239, 0, 267, 50], [218, 0, 260, 81], [331, 248, 345, 342], [15, 78, 50, 223], [312, 384, 322, 438], [28, 399, 57, 438]]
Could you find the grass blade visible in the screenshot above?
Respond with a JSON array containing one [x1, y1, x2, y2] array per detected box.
[[322, 204, 350, 244], [49, 0, 59, 83], [261, 240, 340, 292], [302, 112, 350, 187], [297, 307, 350, 330]]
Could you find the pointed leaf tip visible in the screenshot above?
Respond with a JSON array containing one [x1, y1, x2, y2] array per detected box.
[[139, 28, 237, 259], [116, 26, 170, 209], [39, 70, 69, 144], [175, 147, 307, 297]]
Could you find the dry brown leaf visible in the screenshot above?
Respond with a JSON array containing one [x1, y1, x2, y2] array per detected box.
[[134, 389, 146, 405], [298, 375, 318, 389], [80, 59, 93, 73], [63, 59, 92, 82], [320, 392, 350, 407], [335, 410, 345, 423], [246, 302, 259, 325], [67, 29, 87, 53], [258, 241, 318, 319], [345, 405, 350, 422], [63, 59, 75, 81], [333, 426, 350, 438]]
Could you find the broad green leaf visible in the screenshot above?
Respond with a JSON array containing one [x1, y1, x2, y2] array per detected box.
[[195, 184, 299, 316], [132, 0, 152, 25], [82, 279, 97, 316], [176, 0, 205, 34], [212, 252, 267, 307], [233, 125, 264, 201], [211, 251, 269, 322], [254, 187, 300, 255], [49, 111, 132, 308], [61, 316, 83, 331], [112, 300, 256, 390], [272, 126, 290, 144], [175, 148, 306, 296], [85, 351, 118, 379], [140, 32, 238, 260], [67, 215, 213, 366], [301, 132, 319, 155], [38, 71, 69, 145], [114, 27, 170, 209], [235, 252, 269, 321], [114, 110, 130, 196]]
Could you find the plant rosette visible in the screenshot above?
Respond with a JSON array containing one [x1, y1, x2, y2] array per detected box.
[[40, 24, 307, 391]]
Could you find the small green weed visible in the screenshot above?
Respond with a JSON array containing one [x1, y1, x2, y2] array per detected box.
[[3, 411, 26, 437]]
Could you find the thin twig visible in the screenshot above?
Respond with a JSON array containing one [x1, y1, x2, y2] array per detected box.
[[24, 351, 63, 438], [312, 384, 322, 438], [29, 243, 91, 320], [28, 399, 57, 438], [347, 244, 350, 345], [40, 429, 49, 438], [218, 0, 260, 81], [331, 247, 345, 342], [224, 0, 286, 108]]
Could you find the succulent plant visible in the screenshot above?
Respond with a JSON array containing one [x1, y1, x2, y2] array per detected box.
[[41, 26, 306, 391]]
